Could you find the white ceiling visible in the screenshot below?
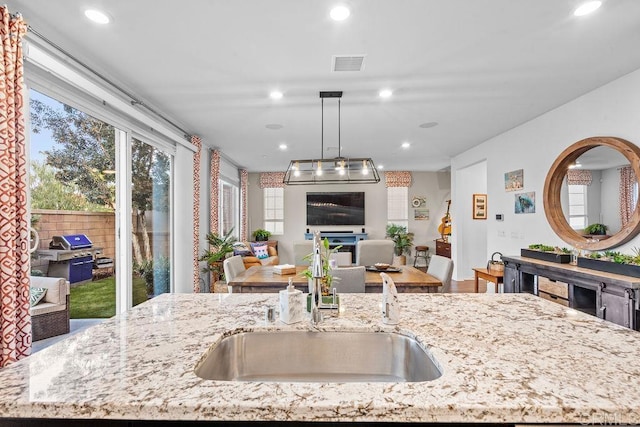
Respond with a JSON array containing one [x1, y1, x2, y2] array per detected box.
[[8, 0, 640, 172]]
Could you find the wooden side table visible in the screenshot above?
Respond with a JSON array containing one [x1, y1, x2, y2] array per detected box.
[[472, 267, 504, 293]]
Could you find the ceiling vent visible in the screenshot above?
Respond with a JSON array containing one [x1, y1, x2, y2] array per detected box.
[[332, 55, 366, 72]]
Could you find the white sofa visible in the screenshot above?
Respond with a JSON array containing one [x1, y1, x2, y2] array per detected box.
[[30, 276, 70, 341]]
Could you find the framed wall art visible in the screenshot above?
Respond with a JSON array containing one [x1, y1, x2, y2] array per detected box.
[[472, 194, 487, 219], [414, 209, 429, 220], [504, 169, 524, 192], [515, 191, 535, 214]]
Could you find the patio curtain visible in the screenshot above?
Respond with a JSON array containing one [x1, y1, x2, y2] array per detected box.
[[620, 166, 636, 227], [240, 169, 248, 242], [191, 135, 202, 292], [0, 7, 30, 367], [210, 149, 220, 238]]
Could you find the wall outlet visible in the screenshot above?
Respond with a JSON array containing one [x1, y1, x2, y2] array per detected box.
[[497, 230, 505, 237]]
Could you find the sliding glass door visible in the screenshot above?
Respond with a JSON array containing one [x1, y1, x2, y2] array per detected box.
[[131, 137, 173, 306]]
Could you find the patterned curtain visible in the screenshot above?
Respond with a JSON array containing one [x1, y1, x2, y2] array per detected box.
[[566, 169, 592, 186], [259, 172, 286, 189], [620, 166, 636, 227], [210, 149, 220, 236], [0, 8, 29, 367], [190, 135, 201, 292], [384, 171, 412, 187], [240, 169, 248, 242]]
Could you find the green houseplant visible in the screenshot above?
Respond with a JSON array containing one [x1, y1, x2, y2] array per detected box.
[[301, 238, 341, 295], [584, 223, 608, 235], [199, 228, 237, 285], [252, 228, 272, 241], [385, 224, 414, 257]]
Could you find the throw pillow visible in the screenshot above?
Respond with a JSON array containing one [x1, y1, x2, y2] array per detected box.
[[233, 242, 253, 257], [30, 287, 47, 307], [251, 243, 269, 260]]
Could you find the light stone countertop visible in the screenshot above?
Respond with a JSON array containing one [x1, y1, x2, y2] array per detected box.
[[1, 292, 640, 424]]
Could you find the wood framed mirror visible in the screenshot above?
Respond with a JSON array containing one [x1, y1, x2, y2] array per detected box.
[[544, 136, 640, 251]]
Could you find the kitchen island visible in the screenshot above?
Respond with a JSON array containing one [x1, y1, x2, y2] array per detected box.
[[0, 293, 639, 425]]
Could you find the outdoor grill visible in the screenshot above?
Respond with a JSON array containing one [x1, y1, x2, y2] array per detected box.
[[38, 234, 109, 284]]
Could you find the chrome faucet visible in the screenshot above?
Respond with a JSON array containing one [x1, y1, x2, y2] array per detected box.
[[309, 230, 324, 324]]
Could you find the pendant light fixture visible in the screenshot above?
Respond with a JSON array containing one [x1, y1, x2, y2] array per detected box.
[[283, 91, 380, 185]]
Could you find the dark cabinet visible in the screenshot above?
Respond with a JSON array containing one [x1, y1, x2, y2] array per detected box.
[[435, 239, 451, 258], [502, 256, 639, 331]]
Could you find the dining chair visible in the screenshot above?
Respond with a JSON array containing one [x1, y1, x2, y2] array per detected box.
[[355, 240, 394, 266], [330, 266, 366, 293], [223, 255, 246, 293], [293, 240, 314, 265], [427, 255, 454, 293], [330, 251, 352, 266]]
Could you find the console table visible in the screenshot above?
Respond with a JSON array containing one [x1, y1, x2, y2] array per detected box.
[[502, 255, 640, 331], [304, 232, 367, 263]]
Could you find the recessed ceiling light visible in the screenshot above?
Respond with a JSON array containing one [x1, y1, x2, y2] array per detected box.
[[279, 143, 287, 150], [419, 122, 439, 129], [401, 142, 411, 149], [84, 9, 110, 24], [378, 164, 384, 170], [379, 89, 393, 99], [574, 1, 601, 16], [265, 124, 283, 130], [270, 91, 283, 100], [330, 5, 350, 21]]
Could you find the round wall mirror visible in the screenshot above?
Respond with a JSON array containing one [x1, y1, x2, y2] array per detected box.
[[544, 137, 640, 251]]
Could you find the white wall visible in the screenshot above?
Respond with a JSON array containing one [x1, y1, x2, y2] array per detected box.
[[452, 67, 640, 267], [247, 171, 451, 265], [601, 167, 621, 234], [451, 160, 487, 279], [173, 144, 195, 293]]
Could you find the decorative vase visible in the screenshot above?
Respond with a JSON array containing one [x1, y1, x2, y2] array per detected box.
[[393, 255, 406, 266]]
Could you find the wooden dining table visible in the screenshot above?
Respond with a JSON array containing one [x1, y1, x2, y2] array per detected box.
[[227, 265, 442, 293]]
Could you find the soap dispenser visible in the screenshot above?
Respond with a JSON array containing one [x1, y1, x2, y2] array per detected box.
[[380, 272, 400, 325], [279, 278, 304, 324]]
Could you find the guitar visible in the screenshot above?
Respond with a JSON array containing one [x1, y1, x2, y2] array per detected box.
[[438, 200, 452, 239]]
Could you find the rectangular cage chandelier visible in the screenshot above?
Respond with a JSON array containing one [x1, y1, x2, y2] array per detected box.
[[283, 91, 381, 185]]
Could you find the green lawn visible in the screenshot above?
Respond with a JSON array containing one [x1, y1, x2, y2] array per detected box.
[[70, 276, 149, 318]]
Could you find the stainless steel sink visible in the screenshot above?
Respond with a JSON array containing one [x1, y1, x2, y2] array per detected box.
[[194, 331, 442, 382]]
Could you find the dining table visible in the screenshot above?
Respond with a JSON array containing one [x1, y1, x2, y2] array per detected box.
[[227, 265, 442, 293]]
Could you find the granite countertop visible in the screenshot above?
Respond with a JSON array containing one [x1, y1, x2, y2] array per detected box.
[[1, 293, 640, 424]]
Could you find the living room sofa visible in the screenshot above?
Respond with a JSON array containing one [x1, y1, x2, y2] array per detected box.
[[30, 276, 70, 341], [236, 241, 279, 269]]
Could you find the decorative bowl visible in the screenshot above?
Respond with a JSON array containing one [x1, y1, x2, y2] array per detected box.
[[374, 263, 390, 270]]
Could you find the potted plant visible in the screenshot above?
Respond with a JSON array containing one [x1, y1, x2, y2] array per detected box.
[[199, 228, 237, 288], [584, 223, 608, 236], [252, 228, 272, 242], [577, 248, 640, 277], [385, 224, 414, 265], [301, 238, 340, 295], [521, 244, 572, 264]]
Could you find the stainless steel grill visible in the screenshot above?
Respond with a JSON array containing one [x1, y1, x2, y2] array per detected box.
[[37, 234, 107, 284]]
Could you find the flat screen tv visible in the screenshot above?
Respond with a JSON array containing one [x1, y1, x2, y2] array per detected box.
[[306, 192, 365, 226]]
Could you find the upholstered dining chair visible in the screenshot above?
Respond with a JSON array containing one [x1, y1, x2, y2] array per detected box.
[[293, 240, 314, 266], [223, 255, 246, 293], [330, 251, 352, 267], [427, 255, 454, 293], [355, 239, 394, 266], [330, 266, 366, 293]]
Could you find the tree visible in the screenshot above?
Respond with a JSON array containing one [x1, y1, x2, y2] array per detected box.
[[30, 98, 170, 265], [30, 160, 111, 211]]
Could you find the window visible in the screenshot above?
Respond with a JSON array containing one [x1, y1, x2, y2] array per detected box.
[[568, 184, 587, 229], [220, 180, 239, 238], [387, 187, 408, 228], [264, 187, 284, 235]]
